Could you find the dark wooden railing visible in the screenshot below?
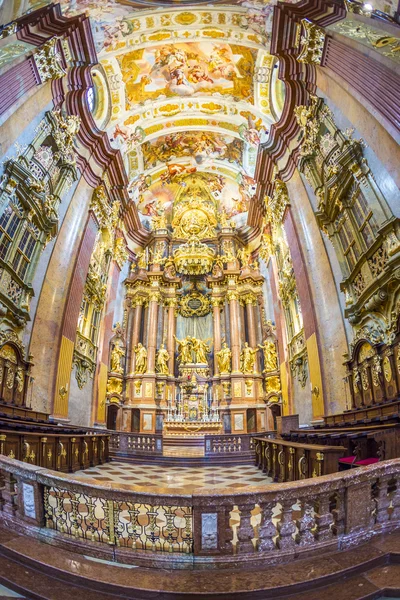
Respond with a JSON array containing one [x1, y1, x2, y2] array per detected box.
[[0, 429, 109, 472], [323, 399, 400, 427], [254, 436, 346, 482]]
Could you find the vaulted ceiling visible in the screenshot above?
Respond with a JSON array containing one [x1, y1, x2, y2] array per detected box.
[[64, 0, 286, 231]]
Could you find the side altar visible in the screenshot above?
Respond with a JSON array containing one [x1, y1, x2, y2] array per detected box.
[[105, 176, 283, 434]]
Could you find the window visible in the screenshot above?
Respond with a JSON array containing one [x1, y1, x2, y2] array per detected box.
[[351, 189, 378, 249], [87, 87, 95, 112], [12, 229, 36, 280], [0, 207, 20, 261], [336, 215, 360, 271], [90, 310, 100, 344]]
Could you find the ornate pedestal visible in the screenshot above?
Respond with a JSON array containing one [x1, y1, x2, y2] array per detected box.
[[164, 420, 222, 437]]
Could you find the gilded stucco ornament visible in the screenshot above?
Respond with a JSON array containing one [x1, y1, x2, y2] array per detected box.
[[50, 110, 80, 166], [173, 236, 215, 275], [114, 237, 128, 269], [294, 95, 320, 158], [383, 356, 392, 383], [34, 37, 66, 83], [179, 290, 211, 317], [297, 19, 326, 65], [106, 377, 123, 396]]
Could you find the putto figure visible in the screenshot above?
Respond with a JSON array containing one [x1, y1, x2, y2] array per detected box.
[[240, 342, 257, 373], [134, 343, 147, 374], [156, 344, 170, 375]]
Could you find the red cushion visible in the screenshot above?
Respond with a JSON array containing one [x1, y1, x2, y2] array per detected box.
[[339, 456, 357, 463], [355, 458, 380, 466]]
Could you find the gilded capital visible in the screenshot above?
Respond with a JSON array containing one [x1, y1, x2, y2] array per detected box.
[[297, 19, 326, 65]]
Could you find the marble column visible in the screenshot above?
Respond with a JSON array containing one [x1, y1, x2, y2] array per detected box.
[[146, 292, 160, 374], [130, 299, 143, 374], [212, 298, 222, 374], [167, 298, 177, 376], [228, 291, 241, 373]]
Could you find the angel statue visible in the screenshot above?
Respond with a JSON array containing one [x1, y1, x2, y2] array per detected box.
[[174, 335, 193, 365], [240, 342, 257, 373], [216, 342, 232, 374], [134, 343, 147, 374], [191, 337, 209, 364], [156, 344, 170, 375], [258, 339, 278, 373], [110, 344, 125, 374]]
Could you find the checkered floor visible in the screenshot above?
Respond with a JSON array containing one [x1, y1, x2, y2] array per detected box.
[[73, 461, 271, 492]]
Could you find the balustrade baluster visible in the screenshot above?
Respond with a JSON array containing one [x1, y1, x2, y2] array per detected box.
[[277, 499, 297, 551], [314, 493, 334, 541], [1, 471, 17, 516], [374, 476, 392, 525], [237, 503, 255, 554], [297, 500, 316, 546], [258, 501, 277, 552]]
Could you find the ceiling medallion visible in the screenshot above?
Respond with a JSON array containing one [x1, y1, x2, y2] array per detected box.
[[179, 290, 211, 318]]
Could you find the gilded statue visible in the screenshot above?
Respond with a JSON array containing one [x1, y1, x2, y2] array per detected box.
[[212, 256, 224, 278], [110, 344, 125, 374], [134, 343, 147, 374], [221, 240, 235, 262], [174, 335, 193, 365], [237, 246, 252, 268], [151, 212, 167, 231], [258, 339, 278, 373], [240, 342, 257, 373], [216, 342, 232, 374], [191, 337, 209, 364], [149, 244, 165, 265], [136, 250, 147, 270], [156, 344, 170, 375]]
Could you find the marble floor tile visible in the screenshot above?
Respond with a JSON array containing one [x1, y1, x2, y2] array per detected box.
[[73, 460, 272, 492]]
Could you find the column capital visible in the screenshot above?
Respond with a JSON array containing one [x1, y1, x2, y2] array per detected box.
[[34, 37, 66, 82]]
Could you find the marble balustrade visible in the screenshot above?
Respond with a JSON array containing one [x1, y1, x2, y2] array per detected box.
[[0, 456, 400, 567], [110, 432, 163, 456]]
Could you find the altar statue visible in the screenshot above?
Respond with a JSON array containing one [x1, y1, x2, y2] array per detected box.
[[110, 344, 125, 374], [191, 337, 209, 364], [174, 335, 193, 365], [134, 343, 147, 374], [238, 246, 252, 268], [136, 250, 147, 270], [240, 342, 257, 373], [156, 344, 170, 375], [216, 342, 232, 374], [258, 339, 278, 372]]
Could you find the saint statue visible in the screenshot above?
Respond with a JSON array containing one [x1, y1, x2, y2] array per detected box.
[[136, 250, 147, 270], [156, 344, 170, 375], [237, 247, 252, 268], [240, 342, 257, 373], [216, 342, 231, 374], [174, 335, 193, 365], [134, 343, 147, 374], [110, 344, 125, 373], [258, 339, 278, 372], [191, 337, 209, 364]]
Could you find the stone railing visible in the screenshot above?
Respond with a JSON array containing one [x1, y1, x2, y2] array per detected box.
[[110, 432, 163, 456], [254, 436, 346, 482], [1, 455, 400, 567], [204, 432, 274, 456]]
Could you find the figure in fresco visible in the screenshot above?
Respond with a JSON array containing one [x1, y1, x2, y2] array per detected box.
[[191, 337, 210, 364], [156, 344, 170, 376], [258, 339, 278, 372], [216, 343, 232, 374], [110, 344, 125, 374], [174, 335, 193, 365], [134, 343, 147, 374], [240, 342, 258, 373]]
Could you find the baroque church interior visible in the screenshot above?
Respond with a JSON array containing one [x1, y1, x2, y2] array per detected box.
[[0, 0, 399, 597]]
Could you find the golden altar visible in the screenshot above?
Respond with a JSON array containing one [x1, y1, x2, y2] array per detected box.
[[163, 420, 222, 437]]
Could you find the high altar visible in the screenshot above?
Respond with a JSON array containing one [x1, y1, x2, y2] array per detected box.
[[106, 176, 281, 435]]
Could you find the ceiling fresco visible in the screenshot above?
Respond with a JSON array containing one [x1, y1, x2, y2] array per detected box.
[[118, 43, 256, 105], [7, 0, 288, 233]]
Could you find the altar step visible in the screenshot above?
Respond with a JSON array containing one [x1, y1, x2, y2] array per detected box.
[[163, 435, 204, 448]]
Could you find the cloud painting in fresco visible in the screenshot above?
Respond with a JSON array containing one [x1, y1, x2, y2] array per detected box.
[[141, 132, 244, 171], [118, 43, 256, 105]]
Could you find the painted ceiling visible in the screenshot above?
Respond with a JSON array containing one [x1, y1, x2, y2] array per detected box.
[[14, 0, 289, 232]]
